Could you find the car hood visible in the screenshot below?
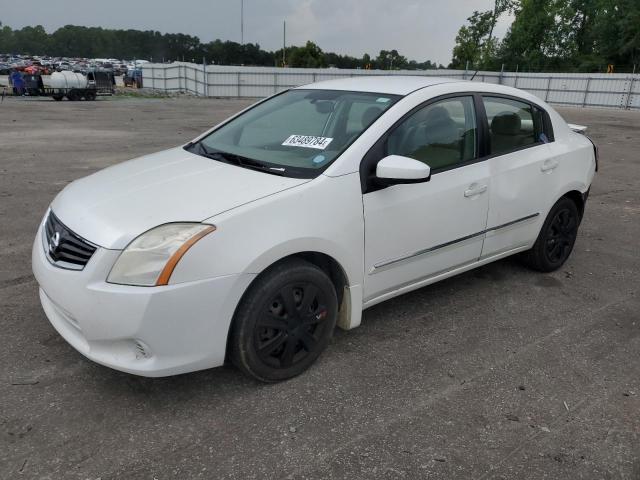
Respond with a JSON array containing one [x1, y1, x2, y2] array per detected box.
[[51, 147, 309, 249]]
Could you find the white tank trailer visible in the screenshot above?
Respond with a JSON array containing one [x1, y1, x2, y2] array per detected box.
[[50, 71, 89, 90]]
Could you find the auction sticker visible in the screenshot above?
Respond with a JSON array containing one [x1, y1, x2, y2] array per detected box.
[[282, 135, 333, 150]]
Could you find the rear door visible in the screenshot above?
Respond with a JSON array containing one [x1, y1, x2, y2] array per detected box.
[[479, 96, 559, 258]]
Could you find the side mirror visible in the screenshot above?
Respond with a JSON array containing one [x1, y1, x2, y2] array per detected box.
[[375, 155, 431, 186]]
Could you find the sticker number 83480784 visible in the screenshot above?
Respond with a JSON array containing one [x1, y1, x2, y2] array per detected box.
[[282, 135, 334, 150]]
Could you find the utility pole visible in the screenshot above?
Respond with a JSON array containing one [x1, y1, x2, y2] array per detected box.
[[282, 20, 286, 67], [240, 0, 244, 45]]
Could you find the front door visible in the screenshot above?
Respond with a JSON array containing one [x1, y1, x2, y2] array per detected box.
[[363, 95, 490, 303]]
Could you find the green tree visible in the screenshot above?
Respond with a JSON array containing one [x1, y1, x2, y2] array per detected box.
[[582, 0, 640, 71], [483, 0, 515, 66], [489, 0, 640, 72], [0, 22, 441, 71], [0, 22, 16, 53], [451, 1, 514, 70], [11, 25, 48, 55], [450, 11, 494, 69], [498, 0, 561, 70], [374, 49, 407, 69], [287, 41, 327, 68]]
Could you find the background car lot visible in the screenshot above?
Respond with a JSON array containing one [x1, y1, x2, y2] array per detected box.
[[1, 97, 638, 479]]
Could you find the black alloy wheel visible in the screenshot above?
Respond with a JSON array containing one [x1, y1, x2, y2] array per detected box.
[[545, 208, 578, 264], [230, 259, 338, 382], [255, 282, 330, 369], [521, 197, 580, 272]]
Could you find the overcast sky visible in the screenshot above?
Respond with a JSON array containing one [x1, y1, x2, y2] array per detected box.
[[1, 0, 513, 64]]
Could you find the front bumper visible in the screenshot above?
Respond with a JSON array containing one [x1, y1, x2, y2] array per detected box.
[[32, 220, 254, 377]]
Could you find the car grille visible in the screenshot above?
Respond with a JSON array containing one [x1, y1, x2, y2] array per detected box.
[[43, 211, 97, 270]]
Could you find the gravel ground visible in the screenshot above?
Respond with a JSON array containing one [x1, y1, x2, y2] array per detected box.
[[0, 96, 639, 480]]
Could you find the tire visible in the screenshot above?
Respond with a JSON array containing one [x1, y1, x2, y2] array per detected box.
[[85, 91, 97, 101], [521, 197, 580, 272], [66, 91, 79, 101], [230, 259, 338, 382], [52, 95, 63, 101]]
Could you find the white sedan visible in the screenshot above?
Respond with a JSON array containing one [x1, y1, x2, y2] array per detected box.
[[32, 77, 597, 381]]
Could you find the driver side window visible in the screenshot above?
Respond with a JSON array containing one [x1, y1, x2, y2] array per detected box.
[[386, 96, 477, 171]]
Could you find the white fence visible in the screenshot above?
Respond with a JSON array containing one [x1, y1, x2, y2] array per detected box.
[[142, 62, 640, 110]]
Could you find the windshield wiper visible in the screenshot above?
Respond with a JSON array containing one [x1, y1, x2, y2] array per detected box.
[[190, 142, 286, 176]]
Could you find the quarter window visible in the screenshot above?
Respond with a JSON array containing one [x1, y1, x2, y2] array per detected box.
[[482, 97, 543, 156], [386, 96, 477, 171]]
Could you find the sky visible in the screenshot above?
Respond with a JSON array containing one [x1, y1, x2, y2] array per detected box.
[[0, 0, 513, 64]]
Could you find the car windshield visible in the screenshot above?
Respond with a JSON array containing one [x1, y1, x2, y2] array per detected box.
[[190, 89, 400, 177]]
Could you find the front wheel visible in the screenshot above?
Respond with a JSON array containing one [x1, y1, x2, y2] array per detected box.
[[230, 259, 338, 382], [521, 197, 580, 272]]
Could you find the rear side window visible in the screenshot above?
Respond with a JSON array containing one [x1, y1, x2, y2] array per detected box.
[[483, 97, 543, 156], [386, 96, 477, 171]]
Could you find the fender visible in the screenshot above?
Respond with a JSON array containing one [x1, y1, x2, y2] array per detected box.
[[243, 245, 364, 330]]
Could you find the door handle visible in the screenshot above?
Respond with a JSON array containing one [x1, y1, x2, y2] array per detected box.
[[464, 184, 488, 198], [541, 159, 559, 172]]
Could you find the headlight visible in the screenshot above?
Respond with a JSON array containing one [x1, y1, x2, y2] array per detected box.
[[107, 223, 216, 286]]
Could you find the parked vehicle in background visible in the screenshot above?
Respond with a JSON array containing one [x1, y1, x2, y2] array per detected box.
[[0, 54, 142, 78], [87, 70, 116, 91], [113, 63, 128, 76], [32, 77, 597, 382], [123, 68, 143, 88], [20, 73, 46, 95], [8, 69, 115, 100]]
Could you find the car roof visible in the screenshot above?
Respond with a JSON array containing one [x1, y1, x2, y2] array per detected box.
[[296, 76, 461, 96]]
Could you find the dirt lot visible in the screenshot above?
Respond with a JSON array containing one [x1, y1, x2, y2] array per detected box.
[[0, 96, 639, 480]]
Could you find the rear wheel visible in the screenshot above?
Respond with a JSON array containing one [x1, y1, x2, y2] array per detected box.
[[521, 197, 580, 272], [66, 91, 79, 101], [52, 94, 63, 101], [85, 91, 97, 101], [230, 259, 338, 382]]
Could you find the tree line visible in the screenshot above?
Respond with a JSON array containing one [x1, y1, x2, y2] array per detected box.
[[5, 2, 637, 74], [0, 23, 442, 70], [451, 0, 640, 73]]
